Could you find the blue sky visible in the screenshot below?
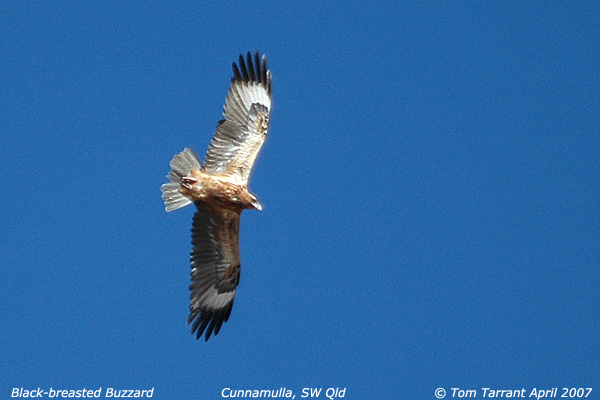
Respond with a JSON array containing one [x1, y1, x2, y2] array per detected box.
[[1, 2, 598, 399]]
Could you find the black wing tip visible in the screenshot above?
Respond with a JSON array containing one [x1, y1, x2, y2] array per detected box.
[[188, 306, 233, 341], [232, 50, 272, 94]]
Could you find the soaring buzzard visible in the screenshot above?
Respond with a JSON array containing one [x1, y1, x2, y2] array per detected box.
[[161, 51, 272, 341]]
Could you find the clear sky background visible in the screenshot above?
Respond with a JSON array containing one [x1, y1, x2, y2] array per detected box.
[[1, 2, 598, 399]]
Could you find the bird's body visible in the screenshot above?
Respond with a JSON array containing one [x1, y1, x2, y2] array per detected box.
[[160, 51, 272, 341], [179, 167, 261, 213]]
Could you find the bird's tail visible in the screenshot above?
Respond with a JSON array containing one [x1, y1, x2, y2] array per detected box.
[[160, 148, 203, 212]]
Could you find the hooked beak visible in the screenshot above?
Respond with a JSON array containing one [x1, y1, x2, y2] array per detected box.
[[251, 198, 263, 211]]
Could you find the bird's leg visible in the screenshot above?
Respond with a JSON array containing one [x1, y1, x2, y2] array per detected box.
[[181, 175, 198, 190], [179, 168, 205, 198], [181, 168, 204, 189]]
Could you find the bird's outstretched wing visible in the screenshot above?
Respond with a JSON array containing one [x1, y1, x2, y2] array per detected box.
[[204, 51, 272, 185], [188, 202, 241, 341]]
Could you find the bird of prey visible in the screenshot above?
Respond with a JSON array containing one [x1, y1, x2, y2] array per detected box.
[[160, 51, 272, 341]]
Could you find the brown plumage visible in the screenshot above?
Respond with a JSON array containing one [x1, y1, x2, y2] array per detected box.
[[160, 51, 272, 341]]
